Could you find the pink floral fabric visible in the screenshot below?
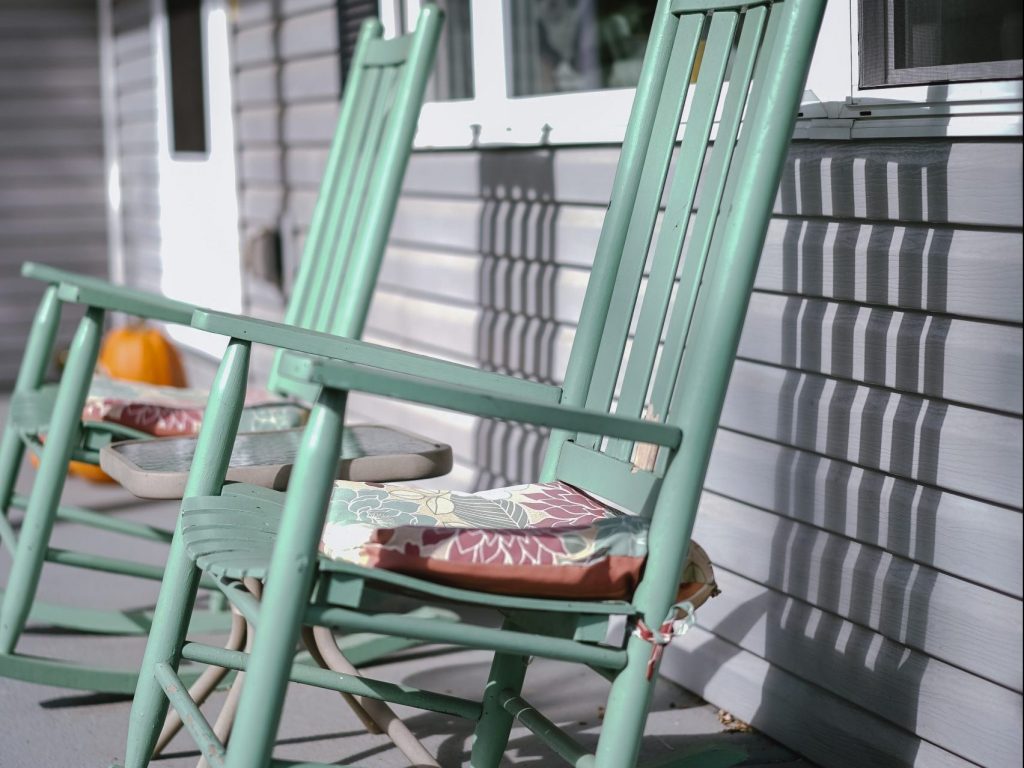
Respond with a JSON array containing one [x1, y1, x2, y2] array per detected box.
[[320, 480, 717, 602], [82, 375, 306, 437]]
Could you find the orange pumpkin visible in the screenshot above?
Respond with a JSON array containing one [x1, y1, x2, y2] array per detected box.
[[97, 323, 187, 387], [30, 436, 116, 483], [31, 323, 188, 482]]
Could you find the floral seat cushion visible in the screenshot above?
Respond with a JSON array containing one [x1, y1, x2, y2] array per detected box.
[[82, 375, 307, 437], [320, 480, 717, 603]]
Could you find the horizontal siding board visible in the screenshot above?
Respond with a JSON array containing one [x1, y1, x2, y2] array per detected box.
[[283, 102, 338, 144], [551, 141, 1024, 229], [756, 219, 1024, 324], [738, 293, 1023, 414], [694, 493, 1023, 690], [706, 430, 1024, 598], [392, 196, 483, 252], [233, 24, 274, 67], [721, 360, 1023, 508], [279, 8, 337, 59], [0, 1, 108, 388], [0, 96, 104, 122], [0, 156, 105, 180], [697, 569, 1022, 766], [282, 55, 339, 102], [663, 627, 978, 768], [284, 147, 330, 185], [403, 151, 482, 198]]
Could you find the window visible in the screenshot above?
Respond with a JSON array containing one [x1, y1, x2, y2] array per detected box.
[[382, 0, 1023, 147], [506, 1, 654, 97], [165, 0, 207, 154], [859, 0, 1023, 88]]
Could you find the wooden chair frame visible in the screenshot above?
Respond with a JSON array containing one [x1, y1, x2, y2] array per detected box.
[[0, 7, 444, 694], [115, 0, 825, 765]]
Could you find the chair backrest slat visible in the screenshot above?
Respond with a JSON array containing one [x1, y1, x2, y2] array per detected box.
[[647, 5, 771, 454], [602, 10, 742, 463], [542, 0, 824, 521], [579, 15, 705, 429], [267, 8, 442, 399]]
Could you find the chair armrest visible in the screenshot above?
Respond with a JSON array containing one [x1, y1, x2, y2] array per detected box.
[[23, 262, 197, 325], [192, 309, 561, 404], [285, 354, 682, 449]]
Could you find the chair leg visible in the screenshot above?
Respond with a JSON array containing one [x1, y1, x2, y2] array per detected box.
[[0, 307, 103, 655], [0, 421, 25, 552], [152, 607, 247, 757], [221, 390, 348, 768], [122, 534, 204, 768], [592, 633, 662, 768], [123, 337, 253, 768], [469, 645, 529, 768], [0, 284, 61, 553]]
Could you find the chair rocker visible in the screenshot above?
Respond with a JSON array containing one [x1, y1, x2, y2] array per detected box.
[[0, 7, 445, 695], [117, 0, 824, 765]]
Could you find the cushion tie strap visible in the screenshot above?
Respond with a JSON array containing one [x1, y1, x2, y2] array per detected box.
[[632, 600, 696, 680]]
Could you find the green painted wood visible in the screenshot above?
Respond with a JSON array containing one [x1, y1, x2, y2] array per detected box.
[[319, 562, 637, 616], [303, 357, 681, 448], [122, 1, 826, 766], [0, 285, 60, 552], [180, 641, 483, 720], [1, 7, 447, 699], [581, 13, 707, 432], [124, 339, 253, 768], [0, 649, 213, 695], [199, 312, 561, 403], [554, 441, 660, 517], [305, 605, 627, 670], [362, 35, 413, 66], [154, 662, 227, 767], [497, 690, 591, 766], [54, 281, 194, 325], [604, 11, 741, 461], [21, 261, 196, 325], [647, 6, 769, 447], [0, 306, 104, 654], [671, 0, 770, 12]]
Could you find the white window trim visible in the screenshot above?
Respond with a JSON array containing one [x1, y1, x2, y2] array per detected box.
[[383, 0, 1022, 149]]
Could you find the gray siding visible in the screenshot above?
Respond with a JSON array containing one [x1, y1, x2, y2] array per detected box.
[[0, 0, 109, 387], [226, 21, 1023, 766], [361, 140, 1024, 767], [231, 0, 366, 376], [110, 0, 161, 294]]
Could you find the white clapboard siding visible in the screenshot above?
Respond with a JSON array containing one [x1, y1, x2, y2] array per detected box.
[[0, 0, 109, 388]]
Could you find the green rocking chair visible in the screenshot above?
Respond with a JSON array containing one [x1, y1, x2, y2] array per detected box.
[[117, 0, 824, 765], [0, 7, 445, 694]]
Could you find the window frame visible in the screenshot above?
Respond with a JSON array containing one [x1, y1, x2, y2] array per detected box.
[[380, 0, 1023, 149]]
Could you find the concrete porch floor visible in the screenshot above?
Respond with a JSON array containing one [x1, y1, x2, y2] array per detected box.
[[0, 396, 813, 768]]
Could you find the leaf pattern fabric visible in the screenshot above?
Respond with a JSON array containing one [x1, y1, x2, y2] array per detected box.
[[81, 374, 307, 437], [321, 480, 717, 603]]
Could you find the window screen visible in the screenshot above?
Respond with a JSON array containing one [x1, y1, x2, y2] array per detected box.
[[860, 0, 1023, 88]]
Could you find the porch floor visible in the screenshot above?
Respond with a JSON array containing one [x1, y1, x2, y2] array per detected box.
[[0, 396, 812, 768]]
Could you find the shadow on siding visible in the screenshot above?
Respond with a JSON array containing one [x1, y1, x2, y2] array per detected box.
[[472, 150, 559, 489]]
